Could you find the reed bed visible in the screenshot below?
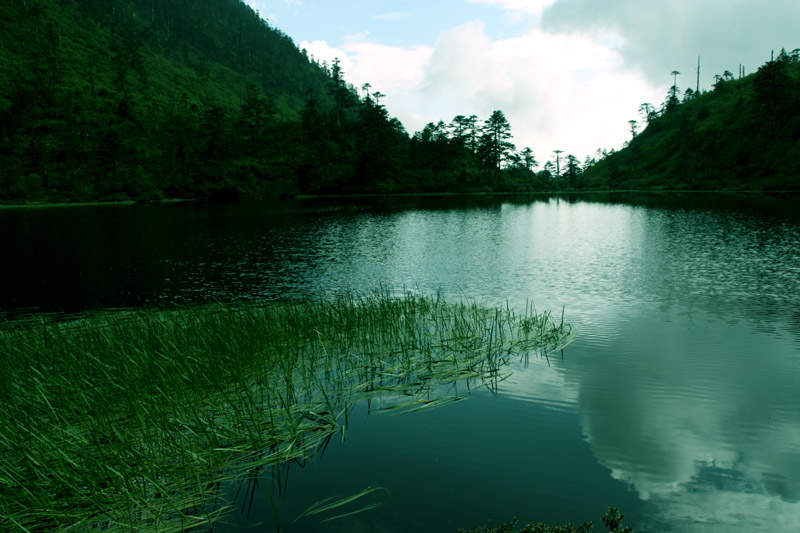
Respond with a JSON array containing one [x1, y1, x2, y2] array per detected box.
[[0, 292, 574, 531]]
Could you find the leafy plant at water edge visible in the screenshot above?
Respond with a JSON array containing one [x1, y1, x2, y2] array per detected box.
[[0, 292, 574, 531]]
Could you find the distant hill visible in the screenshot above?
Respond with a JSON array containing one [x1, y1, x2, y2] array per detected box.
[[0, 0, 334, 119], [582, 51, 800, 191], [0, 0, 557, 202], [0, 0, 341, 201]]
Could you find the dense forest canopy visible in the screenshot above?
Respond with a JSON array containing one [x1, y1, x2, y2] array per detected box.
[[1, 0, 798, 203], [0, 0, 556, 201], [580, 49, 800, 191]]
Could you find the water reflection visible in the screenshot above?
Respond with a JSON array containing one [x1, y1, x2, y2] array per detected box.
[[567, 307, 800, 531], [2, 193, 800, 531]]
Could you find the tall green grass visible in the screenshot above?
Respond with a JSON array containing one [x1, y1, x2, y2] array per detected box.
[[0, 292, 574, 531]]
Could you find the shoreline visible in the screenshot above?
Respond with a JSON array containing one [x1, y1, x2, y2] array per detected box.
[[0, 198, 196, 209], [294, 188, 800, 200], [2, 189, 798, 208]]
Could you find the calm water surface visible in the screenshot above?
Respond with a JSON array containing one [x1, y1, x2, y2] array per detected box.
[[2, 193, 799, 532]]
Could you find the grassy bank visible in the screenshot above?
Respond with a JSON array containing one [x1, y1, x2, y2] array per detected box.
[[0, 292, 574, 531]]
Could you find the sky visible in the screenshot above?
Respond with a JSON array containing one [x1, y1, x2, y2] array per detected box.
[[248, 0, 800, 162]]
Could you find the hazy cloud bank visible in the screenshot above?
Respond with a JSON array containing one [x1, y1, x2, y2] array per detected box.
[[541, 0, 800, 89], [290, 0, 798, 161]]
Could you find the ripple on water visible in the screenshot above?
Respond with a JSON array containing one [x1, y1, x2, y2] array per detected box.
[[3, 194, 800, 532]]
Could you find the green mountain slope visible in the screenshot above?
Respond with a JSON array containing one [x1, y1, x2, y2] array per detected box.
[[582, 53, 800, 191], [0, 0, 339, 201], [0, 0, 561, 202], [0, 0, 333, 120]]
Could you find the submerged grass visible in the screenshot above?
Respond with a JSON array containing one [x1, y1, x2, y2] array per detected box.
[[0, 291, 574, 531], [294, 486, 388, 524]]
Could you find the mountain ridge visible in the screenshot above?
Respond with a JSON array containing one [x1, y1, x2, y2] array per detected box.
[[581, 51, 800, 191], [2, 1, 798, 202]]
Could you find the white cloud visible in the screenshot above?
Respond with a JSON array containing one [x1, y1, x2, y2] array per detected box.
[[254, 0, 800, 162], [418, 20, 658, 158], [344, 43, 432, 91], [301, 39, 432, 92], [301, 39, 350, 70], [305, 20, 659, 160], [542, 0, 800, 89]]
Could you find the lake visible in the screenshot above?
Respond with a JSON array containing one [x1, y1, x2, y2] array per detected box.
[[2, 192, 799, 532]]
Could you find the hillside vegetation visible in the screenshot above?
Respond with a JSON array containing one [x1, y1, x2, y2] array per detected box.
[[2, 0, 797, 202], [0, 0, 554, 203], [0, 0, 335, 201], [582, 51, 800, 191]]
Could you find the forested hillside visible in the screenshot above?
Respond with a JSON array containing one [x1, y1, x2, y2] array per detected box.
[[4, 0, 793, 202], [581, 50, 800, 191], [0, 0, 333, 200], [0, 0, 552, 202]]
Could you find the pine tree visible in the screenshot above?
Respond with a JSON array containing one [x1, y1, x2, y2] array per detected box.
[[478, 110, 515, 170]]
